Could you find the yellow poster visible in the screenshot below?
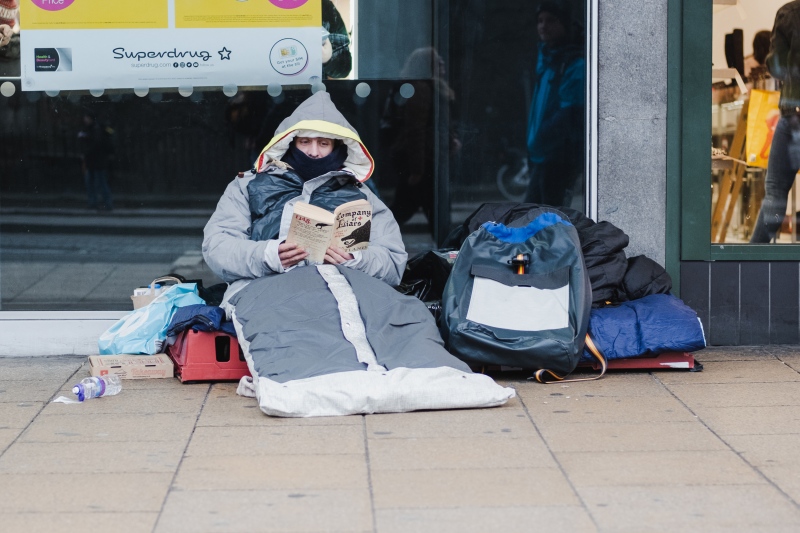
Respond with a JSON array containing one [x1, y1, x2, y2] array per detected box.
[[22, 0, 169, 30], [175, 0, 322, 29], [746, 89, 782, 169]]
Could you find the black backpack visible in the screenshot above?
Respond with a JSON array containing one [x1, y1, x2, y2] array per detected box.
[[440, 206, 605, 382]]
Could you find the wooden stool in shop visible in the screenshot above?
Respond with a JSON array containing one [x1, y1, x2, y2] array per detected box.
[[711, 102, 748, 243]]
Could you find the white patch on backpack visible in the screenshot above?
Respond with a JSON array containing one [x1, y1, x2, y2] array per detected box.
[[466, 276, 569, 331]]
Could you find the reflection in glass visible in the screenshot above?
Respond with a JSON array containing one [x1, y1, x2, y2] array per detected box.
[[386, 48, 456, 235], [0, 89, 239, 310], [78, 111, 115, 211], [447, 0, 587, 220], [524, 1, 586, 208]]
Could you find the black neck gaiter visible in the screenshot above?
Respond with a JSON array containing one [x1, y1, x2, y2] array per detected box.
[[281, 143, 348, 181]]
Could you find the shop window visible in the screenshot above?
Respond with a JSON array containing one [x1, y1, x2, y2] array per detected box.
[[0, 0, 590, 311], [711, 0, 797, 244]]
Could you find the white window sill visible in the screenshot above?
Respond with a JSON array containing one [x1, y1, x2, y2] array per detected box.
[[0, 312, 128, 356]]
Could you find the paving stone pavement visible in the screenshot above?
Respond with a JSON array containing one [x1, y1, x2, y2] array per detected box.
[[1, 346, 800, 532]]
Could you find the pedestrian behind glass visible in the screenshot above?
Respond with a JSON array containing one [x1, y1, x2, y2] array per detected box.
[[524, 0, 586, 209], [78, 112, 115, 212], [750, 0, 800, 243]]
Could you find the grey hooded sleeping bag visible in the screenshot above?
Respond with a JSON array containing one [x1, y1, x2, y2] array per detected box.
[[231, 264, 514, 417], [203, 92, 514, 416]]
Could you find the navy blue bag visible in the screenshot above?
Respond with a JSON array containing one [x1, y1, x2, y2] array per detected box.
[[583, 294, 706, 361]]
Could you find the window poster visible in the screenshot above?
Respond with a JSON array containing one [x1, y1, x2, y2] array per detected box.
[[14, 0, 323, 91], [22, 0, 169, 30], [175, 0, 320, 29]]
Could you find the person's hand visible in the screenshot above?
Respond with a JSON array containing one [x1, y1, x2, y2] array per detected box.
[[0, 25, 12, 48], [324, 246, 353, 265], [278, 242, 308, 268]]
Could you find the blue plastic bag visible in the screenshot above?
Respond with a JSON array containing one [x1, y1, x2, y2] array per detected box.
[[98, 283, 205, 355]]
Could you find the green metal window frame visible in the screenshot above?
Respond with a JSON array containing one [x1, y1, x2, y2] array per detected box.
[[667, 0, 800, 282]]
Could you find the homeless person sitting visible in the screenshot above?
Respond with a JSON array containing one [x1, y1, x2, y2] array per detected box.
[[202, 91, 514, 418]]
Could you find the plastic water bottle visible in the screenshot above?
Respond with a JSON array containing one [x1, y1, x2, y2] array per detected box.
[[72, 375, 122, 402]]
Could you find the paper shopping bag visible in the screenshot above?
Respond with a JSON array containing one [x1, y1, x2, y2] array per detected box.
[[746, 89, 781, 169]]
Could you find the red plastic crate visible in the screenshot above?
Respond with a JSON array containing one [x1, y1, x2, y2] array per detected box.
[[167, 329, 250, 382]]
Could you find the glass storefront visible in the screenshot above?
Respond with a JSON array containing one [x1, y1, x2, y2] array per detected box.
[[711, 0, 795, 244], [0, 0, 589, 311]]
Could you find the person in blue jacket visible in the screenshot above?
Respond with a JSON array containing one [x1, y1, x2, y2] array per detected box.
[[524, 1, 585, 208]]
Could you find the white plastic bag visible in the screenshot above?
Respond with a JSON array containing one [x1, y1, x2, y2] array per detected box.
[[98, 283, 205, 355]]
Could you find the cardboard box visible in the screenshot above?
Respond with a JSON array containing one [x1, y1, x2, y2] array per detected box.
[[88, 354, 174, 379], [131, 293, 157, 310]]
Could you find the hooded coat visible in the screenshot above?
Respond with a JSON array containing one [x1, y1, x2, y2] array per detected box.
[[203, 91, 408, 306], [202, 92, 514, 417]]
